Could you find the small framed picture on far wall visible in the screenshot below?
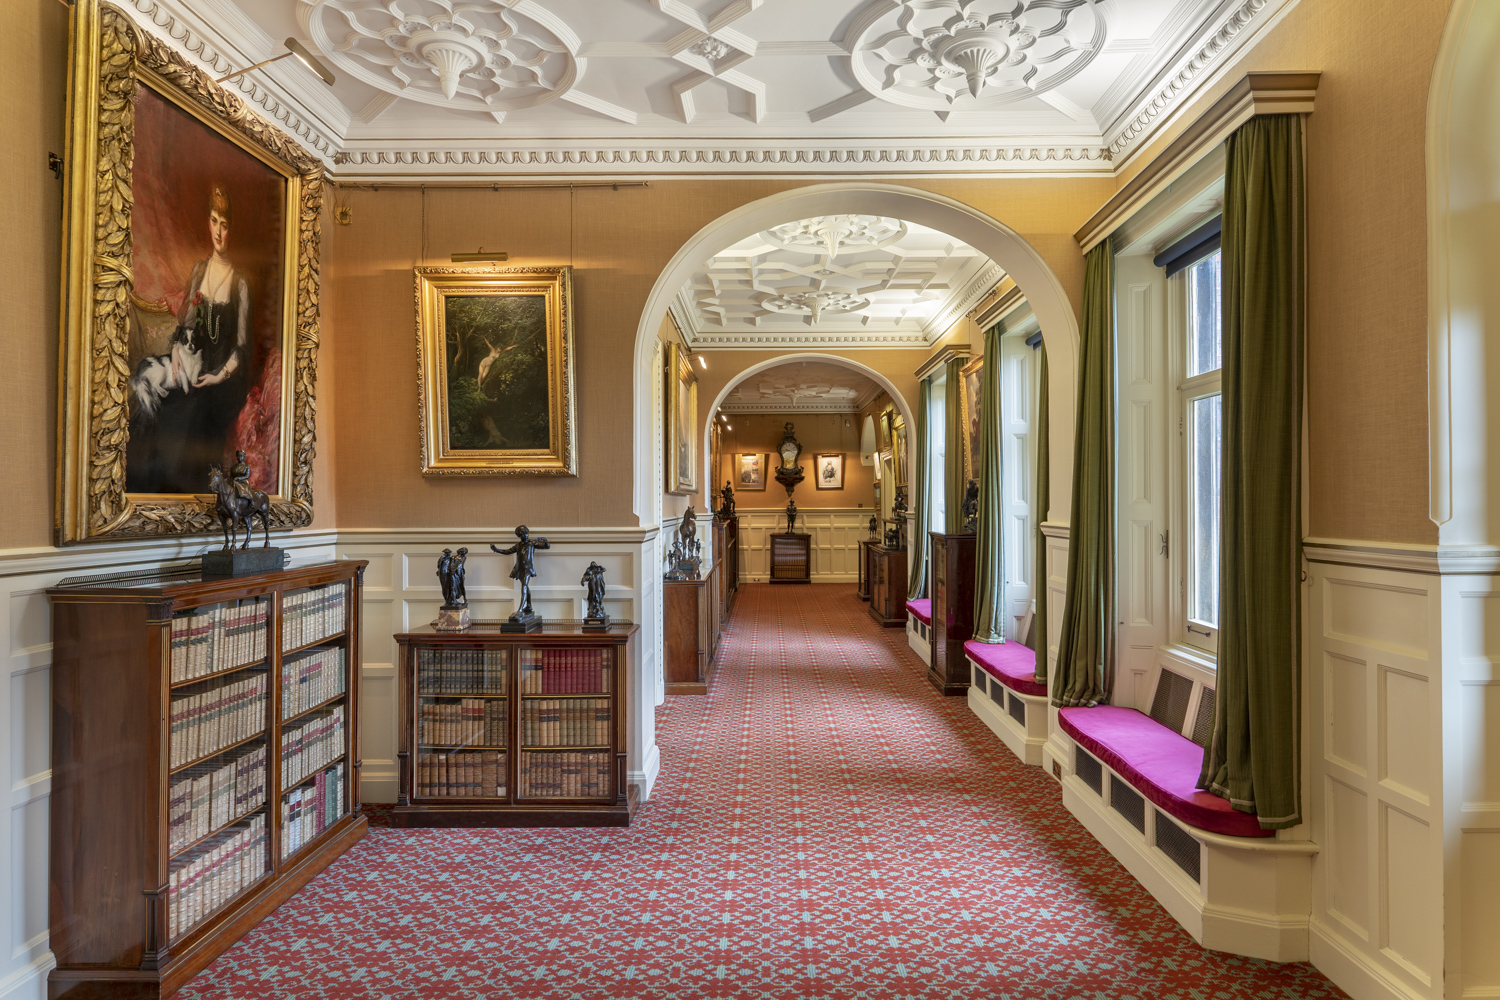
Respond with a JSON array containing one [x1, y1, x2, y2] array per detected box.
[[735, 452, 768, 491], [815, 453, 844, 490]]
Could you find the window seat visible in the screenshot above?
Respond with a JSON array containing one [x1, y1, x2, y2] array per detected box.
[[1058, 705, 1270, 839], [964, 640, 1047, 766], [1051, 666, 1317, 962], [905, 599, 932, 665], [963, 640, 1045, 697]]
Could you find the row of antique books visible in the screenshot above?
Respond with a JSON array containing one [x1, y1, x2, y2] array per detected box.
[[519, 648, 611, 694], [418, 698, 506, 747], [279, 706, 345, 789], [518, 751, 611, 798], [169, 672, 268, 770], [169, 598, 268, 683], [416, 750, 504, 798], [280, 583, 348, 651], [168, 745, 266, 855], [521, 698, 611, 747], [168, 815, 267, 943], [279, 764, 344, 860], [281, 647, 346, 720], [417, 648, 507, 695]]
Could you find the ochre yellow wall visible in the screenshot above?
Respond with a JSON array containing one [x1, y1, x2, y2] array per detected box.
[[1111, 0, 1452, 544], [324, 179, 1105, 530]]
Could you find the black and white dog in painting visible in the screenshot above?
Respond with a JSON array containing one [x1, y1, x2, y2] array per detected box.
[[130, 325, 203, 418]]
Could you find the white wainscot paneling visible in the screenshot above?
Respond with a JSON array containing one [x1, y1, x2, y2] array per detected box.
[[734, 508, 872, 583], [0, 532, 339, 1000], [334, 527, 659, 806], [1307, 559, 1443, 1000]]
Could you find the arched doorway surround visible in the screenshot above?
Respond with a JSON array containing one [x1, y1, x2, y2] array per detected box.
[[631, 183, 1083, 529], [1427, 0, 1500, 547]]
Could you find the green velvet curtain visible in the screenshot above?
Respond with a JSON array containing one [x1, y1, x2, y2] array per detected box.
[[944, 358, 967, 535], [1052, 241, 1114, 708], [973, 327, 1005, 643], [1030, 341, 1050, 681], [1198, 114, 1305, 830], [906, 378, 931, 600]]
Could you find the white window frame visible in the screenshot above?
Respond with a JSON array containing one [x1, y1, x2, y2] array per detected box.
[[1168, 253, 1223, 657]]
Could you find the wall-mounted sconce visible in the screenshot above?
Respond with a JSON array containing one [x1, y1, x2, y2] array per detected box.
[[218, 38, 336, 87]]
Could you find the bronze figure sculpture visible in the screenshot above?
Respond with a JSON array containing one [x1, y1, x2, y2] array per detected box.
[[492, 526, 550, 631]]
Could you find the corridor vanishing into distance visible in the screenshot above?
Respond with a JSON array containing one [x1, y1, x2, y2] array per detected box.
[[180, 584, 1345, 999]]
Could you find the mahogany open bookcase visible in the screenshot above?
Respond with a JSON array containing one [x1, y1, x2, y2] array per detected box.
[[393, 623, 638, 828], [46, 560, 369, 1000]]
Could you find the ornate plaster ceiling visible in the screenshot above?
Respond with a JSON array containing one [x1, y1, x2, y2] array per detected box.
[[124, 0, 1297, 175], [718, 360, 883, 413], [676, 215, 998, 348]]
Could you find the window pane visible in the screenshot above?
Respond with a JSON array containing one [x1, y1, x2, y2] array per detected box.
[[1186, 251, 1222, 377], [1189, 393, 1221, 629]]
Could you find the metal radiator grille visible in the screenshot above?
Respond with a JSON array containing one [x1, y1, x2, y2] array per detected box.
[[1191, 687, 1217, 749], [1149, 669, 1194, 734], [1110, 779, 1146, 833], [1007, 691, 1026, 726], [1154, 811, 1202, 883], [1076, 750, 1103, 795], [971, 666, 987, 696], [989, 682, 1006, 707]]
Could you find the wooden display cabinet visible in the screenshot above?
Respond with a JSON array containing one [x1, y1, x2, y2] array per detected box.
[[929, 531, 977, 696], [713, 516, 740, 623], [47, 561, 368, 999], [769, 532, 811, 583], [867, 545, 908, 627], [392, 623, 638, 827], [665, 574, 718, 695]]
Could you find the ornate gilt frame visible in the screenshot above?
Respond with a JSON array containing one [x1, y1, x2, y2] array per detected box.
[[665, 342, 698, 496], [959, 354, 984, 487], [414, 266, 577, 475], [56, 0, 323, 544]]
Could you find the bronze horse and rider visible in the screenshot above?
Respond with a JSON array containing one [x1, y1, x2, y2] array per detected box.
[[207, 449, 271, 550]]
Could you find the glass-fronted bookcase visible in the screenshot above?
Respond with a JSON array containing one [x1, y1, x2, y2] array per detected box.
[[46, 560, 367, 999], [393, 623, 637, 827]]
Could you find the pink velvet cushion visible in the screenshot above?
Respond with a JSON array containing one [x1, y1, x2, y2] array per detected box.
[[906, 599, 932, 625], [1058, 706, 1272, 839], [964, 640, 1045, 697]]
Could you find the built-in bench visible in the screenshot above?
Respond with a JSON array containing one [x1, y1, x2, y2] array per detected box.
[[964, 639, 1047, 765], [1052, 664, 1318, 962], [905, 598, 931, 665]]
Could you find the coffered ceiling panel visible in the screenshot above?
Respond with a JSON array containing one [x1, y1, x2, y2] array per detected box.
[[675, 214, 998, 349], [126, 0, 1296, 174]]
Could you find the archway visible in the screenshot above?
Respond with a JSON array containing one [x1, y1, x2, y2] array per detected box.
[[632, 183, 1082, 530]]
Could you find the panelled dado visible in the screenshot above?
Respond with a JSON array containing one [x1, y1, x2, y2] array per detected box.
[[734, 509, 868, 583]]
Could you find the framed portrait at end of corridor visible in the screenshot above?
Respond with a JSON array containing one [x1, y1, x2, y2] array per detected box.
[[814, 454, 844, 490], [735, 453, 768, 491], [415, 266, 577, 476], [56, 0, 323, 544]]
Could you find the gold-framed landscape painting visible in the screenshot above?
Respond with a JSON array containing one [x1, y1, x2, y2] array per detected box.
[[665, 343, 698, 495], [415, 266, 577, 476], [56, 0, 323, 544], [960, 355, 984, 486]]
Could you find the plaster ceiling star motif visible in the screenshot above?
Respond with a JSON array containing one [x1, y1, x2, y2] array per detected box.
[[848, 0, 1106, 116], [762, 290, 873, 323], [301, 0, 592, 117], [761, 216, 908, 259], [649, 0, 767, 123]]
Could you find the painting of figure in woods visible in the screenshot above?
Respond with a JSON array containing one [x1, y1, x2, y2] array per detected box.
[[443, 294, 550, 451], [415, 267, 576, 475]]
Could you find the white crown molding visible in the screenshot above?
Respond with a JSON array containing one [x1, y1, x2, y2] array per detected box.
[[690, 331, 932, 349], [928, 260, 1004, 341], [121, 0, 343, 162], [1102, 0, 1300, 164]]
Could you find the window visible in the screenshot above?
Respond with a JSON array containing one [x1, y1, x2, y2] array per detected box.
[[1178, 251, 1222, 653], [929, 374, 947, 533]]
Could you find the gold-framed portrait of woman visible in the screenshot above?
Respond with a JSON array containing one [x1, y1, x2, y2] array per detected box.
[[56, 0, 323, 544]]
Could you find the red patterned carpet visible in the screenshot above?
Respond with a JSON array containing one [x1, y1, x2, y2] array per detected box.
[[181, 583, 1347, 999]]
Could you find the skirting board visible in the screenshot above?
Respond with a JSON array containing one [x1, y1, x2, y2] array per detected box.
[[0, 951, 53, 1000], [967, 687, 1044, 766], [1308, 920, 1428, 1000], [630, 741, 661, 801]]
